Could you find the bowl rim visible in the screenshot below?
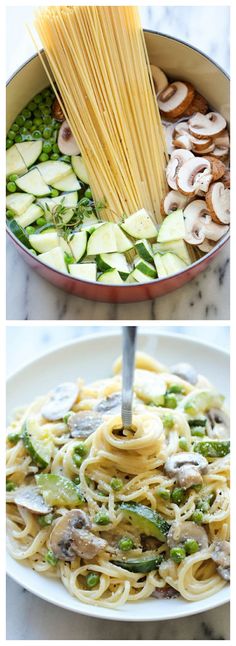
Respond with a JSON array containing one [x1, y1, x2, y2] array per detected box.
[[6, 329, 230, 621], [6, 31, 230, 291]]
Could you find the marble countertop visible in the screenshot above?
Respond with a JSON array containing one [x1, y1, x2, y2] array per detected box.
[[6, 325, 230, 640], [6, 6, 230, 321]]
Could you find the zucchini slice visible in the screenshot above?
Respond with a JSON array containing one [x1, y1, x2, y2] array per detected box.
[[120, 502, 170, 542], [8, 219, 31, 248], [37, 160, 72, 184], [153, 252, 168, 278], [29, 232, 59, 254], [153, 239, 191, 265], [97, 252, 130, 279], [60, 231, 87, 263], [182, 390, 224, 416], [22, 418, 53, 468], [157, 210, 185, 242], [112, 554, 163, 573], [193, 440, 230, 458], [16, 204, 43, 229], [16, 141, 43, 168], [135, 239, 154, 263], [6, 144, 27, 177], [87, 223, 117, 255], [69, 262, 97, 281], [121, 209, 157, 239], [16, 168, 51, 196], [98, 269, 124, 284], [51, 170, 81, 192], [6, 192, 34, 217], [71, 155, 89, 184], [35, 473, 85, 507], [38, 247, 68, 273], [134, 257, 157, 279]]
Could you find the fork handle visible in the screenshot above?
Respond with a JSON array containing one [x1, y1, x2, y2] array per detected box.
[[121, 326, 137, 429]]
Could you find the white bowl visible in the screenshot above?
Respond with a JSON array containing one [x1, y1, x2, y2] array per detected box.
[[6, 331, 230, 621]]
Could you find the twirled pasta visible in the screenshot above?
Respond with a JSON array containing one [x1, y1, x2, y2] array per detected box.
[[6, 352, 230, 608]]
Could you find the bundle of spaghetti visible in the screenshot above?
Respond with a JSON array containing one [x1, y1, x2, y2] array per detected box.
[[34, 6, 168, 222]]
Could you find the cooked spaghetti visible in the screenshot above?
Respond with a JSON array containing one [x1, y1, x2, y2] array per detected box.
[[34, 6, 168, 222], [6, 352, 230, 608]]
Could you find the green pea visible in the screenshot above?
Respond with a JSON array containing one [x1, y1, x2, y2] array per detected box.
[[25, 119, 33, 128], [45, 96, 53, 106], [53, 143, 60, 153], [33, 108, 42, 118], [74, 442, 88, 457], [15, 134, 23, 143], [9, 174, 18, 182], [6, 209, 15, 219], [94, 511, 110, 525], [28, 101, 37, 111], [60, 155, 71, 163], [36, 217, 47, 227], [50, 188, 60, 197], [171, 487, 186, 505], [191, 510, 204, 525], [7, 130, 16, 140], [23, 134, 33, 141], [43, 115, 53, 125], [118, 536, 134, 551], [39, 153, 49, 162], [178, 437, 189, 451], [164, 393, 178, 409], [72, 453, 83, 468], [26, 226, 36, 235], [22, 108, 31, 119], [42, 105, 51, 115], [43, 127, 52, 139], [167, 384, 185, 394], [170, 546, 186, 563], [184, 539, 199, 555], [45, 549, 58, 566], [11, 123, 19, 132], [6, 139, 13, 149], [38, 513, 55, 527], [6, 480, 17, 492], [33, 117, 43, 126], [50, 153, 59, 160], [85, 188, 93, 199], [34, 94, 43, 104], [156, 486, 170, 500], [32, 130, 42, 140], [16, 115, 25, 126], [20, 127, 28, 135], [7, 431, 21, 444], [7, 182, 17, 193], [86, 572, 100, 588], [196, 499, 210, 513], [42, 141, 52, 154], [42, 88, 51, 97], [110, 477, 123, 491]]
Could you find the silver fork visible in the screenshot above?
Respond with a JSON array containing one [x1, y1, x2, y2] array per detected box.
[[121, 326, 137, 429]]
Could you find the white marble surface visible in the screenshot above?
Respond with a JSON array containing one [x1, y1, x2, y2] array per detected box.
[[6, 6, 230, 321], [6, 325, 230, 640]]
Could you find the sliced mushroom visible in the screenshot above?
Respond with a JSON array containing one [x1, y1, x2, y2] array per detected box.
[[95, 392, 121, 413], [190, 135, 213, 153], [162, 190, 190, 216], [221, 171, 230, 189], [171, 362, 198, 385], [173, 134, 192, 151], [210, 146, 229, 160], [166, 149, 193, 190], [164, 452, 208, 488], [158, 82, 195, 119], [174, 122, 189, 136], [207, 408, 230, 439], [183, 200, 211, 245], [177, 157, 212, 196], [204, 157, 225, 182], [52, 97, 65, 122], [68, 410, 104, 438], [203, 221, 229, 242], [167, 521, 208, 550], [211, 540, 230, 581], [58, 121, 80, 156], [42, 382, 79, 421], [152, 585, 180, 599], [163, 123, 176, 155], [198, 239, 215, 253], [213, 129, 230, 148], [14, 485, 52, 515], [150, 65, 168, 96], [205, 182, 230, 224], [49, 509, 107, 561], [188, 112, 226, 139], [184, 92, 209, 116]]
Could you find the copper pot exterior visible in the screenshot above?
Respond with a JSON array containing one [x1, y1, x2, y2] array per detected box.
[[6, 32, 230, 304]]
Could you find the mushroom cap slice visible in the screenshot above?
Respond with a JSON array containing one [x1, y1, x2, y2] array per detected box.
[[166, 149, 193, 190], [171, 362, 198, 385], [188, 112, 226, 138], [210, 146, 229, 160], [205, 182, 230, 225], [164, 452, 208, 489], [173, 134, 192, 151], [14, 485, 52, 515], [163, 123, 176, 156], [207, 408, 229, 439], [177, 157, 212, 196], [95, 392, 121, 413], [58, 121, 80, 156], [211, 540, 230, 581], [150, 65, 168, 96], [68, 410, 104, 438], [213, 129, 230, 148], [183, 200, 211, 245], [198, 239, 215, 253], [167, 521, 208, 550], [221, 171, 230, 189], [184, 92, 209, 117], [41, 382, 79, 421], [49, 509, 107, 561], [163, 190, 190, 216], [204, 156, 225, 182], [52, 97, 64, 122], [158, 82, 195, 119]]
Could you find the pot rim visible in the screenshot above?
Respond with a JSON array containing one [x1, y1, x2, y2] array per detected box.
[[6, 31, 230, 291]]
